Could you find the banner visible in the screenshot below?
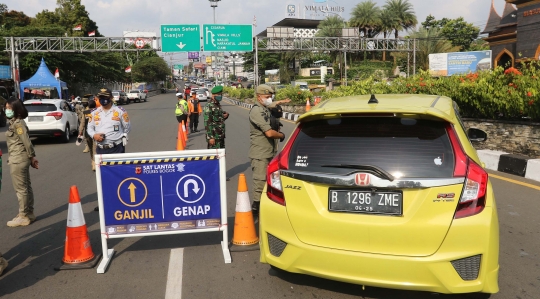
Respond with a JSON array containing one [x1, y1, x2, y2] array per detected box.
[[429, 50, 492, 76], [96, 150, 231, 273], [188, 52, 199, 59]]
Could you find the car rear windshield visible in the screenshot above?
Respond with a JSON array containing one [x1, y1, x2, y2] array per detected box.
[[25, 103, 57, 112], [288, 117, 455, 178], [129, 90, 139, 93], [112, 92, 119, 96]]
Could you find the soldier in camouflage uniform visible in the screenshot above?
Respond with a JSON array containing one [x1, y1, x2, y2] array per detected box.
[[203, 86, 229, 149]]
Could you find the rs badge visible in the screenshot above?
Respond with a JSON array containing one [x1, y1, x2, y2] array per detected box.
[[355, 173, 371, 186]]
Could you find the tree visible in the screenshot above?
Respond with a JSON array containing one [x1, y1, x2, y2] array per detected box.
[[349, 0, 381, 38], [379, 8, 399, 61], [32, 9, 60, 27], [2, 9, 31, 30], [421, 15, 480, 51], [384, 0, 417, 38], [409, 27, 459, 71], [316, 15, 346, 37], [55, 0, 100, 37], [131, 57, 170, 82]]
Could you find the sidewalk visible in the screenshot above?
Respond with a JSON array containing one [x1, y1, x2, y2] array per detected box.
[[225, 98, 540, 183]]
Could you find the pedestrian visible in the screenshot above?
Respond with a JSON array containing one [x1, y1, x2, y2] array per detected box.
[[203, 85, 229, 149], [248, 85, 286, 219], [184, 85, 191, 99], [175, 93, 189, 131], [4, 96, 39, 227], [87, 88, 131, 155], [78, 97, 97, 170], [188, 91, 202, 133]]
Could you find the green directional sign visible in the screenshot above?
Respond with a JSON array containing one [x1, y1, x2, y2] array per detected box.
[[202, 24, 253, 52], [161, 24, 201, 52], [174, 64, 184, 70]]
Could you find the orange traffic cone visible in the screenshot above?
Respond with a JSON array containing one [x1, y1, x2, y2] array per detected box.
[[55, 186, 101, 270], [176, 122, 185, 150], [181, 120, 188, 142], [305, 98, 311, 112], [230, 174, 259, 252]]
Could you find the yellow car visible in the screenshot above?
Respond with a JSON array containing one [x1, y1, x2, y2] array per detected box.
[[259, 94, 499, 295]]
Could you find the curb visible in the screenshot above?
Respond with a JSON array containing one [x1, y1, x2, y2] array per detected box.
[[225, 98, 540, 183], [477, 150, 540, 182], [226, 98, 302, 122]]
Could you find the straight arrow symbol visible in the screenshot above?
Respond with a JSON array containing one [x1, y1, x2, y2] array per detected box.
[[177, 42, 186, 49]]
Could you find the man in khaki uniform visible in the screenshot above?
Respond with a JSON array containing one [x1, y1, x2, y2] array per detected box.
[[248, 84, 286, 219], [78, 97, 97, 170]]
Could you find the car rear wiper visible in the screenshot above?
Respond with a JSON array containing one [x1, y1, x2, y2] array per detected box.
[[320, 164, 395, 181]]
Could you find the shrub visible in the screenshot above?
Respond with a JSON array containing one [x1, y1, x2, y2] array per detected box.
[[323, 63, 540, 121], [276, 86, 314, 105]]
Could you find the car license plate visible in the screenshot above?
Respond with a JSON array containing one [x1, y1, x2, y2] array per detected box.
[[328, 190, 403, 215], [28, 116, 43, 122]]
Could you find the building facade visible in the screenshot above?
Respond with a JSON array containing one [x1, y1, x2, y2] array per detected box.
[[483, 0, 540, 68]]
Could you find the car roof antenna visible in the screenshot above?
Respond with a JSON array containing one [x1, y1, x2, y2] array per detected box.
[[368, 94, 378, 104]]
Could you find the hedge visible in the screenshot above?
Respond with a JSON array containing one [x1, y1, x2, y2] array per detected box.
[[323, 64, 540, 121]]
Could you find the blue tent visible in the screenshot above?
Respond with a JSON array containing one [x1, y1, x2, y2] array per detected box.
[[20, 58, 68, 100]]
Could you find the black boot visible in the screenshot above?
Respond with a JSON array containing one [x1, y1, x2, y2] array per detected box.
[[252, 201, 260, 223]]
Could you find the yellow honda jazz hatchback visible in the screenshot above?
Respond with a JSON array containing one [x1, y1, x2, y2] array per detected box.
[[259, 94, 499, 295]]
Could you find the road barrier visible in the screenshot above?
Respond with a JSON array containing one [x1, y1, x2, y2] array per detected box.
[[95, 149, 231, 273]]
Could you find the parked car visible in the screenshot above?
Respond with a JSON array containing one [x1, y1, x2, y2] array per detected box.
[[0, 86, 8, 127], [126, 89, 147, 103], [112, 90, 129, 105], [259, 94, 498, 295], [24, 99, 79, 143]]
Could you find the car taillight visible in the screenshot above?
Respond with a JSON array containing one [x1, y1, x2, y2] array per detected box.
[[266, 125, 302, 206], [46, 112, 63, 120], [447, 124, 488, 219]]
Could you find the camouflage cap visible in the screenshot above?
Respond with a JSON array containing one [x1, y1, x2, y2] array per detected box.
[[97, 88, 112, 98], [256, 84, 275, 95]]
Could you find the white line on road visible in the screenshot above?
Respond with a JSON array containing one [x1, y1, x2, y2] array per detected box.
[[165, 248, 184, 299]]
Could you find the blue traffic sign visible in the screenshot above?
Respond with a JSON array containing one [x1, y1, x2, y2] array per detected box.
[[100, 158, 221, 234]]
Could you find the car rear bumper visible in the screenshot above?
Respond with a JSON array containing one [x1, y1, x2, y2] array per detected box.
[[259, 192, 499, 294], [28, 129, 66, 137]]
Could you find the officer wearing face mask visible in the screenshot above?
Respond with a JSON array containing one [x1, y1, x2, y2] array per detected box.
[[248, 84, 285, 220], [86, 88, 131, 155]]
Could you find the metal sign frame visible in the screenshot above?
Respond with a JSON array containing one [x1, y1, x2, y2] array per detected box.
[[95, 149, 231, 274]]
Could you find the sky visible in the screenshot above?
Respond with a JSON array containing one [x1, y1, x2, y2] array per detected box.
[[3, 0, 508, 62]]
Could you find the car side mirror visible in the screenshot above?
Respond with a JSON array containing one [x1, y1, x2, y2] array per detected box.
[[467, 128, 487, 142]]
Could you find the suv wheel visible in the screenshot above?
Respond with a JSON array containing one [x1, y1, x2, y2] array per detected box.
[[62, 124, 70, 143]]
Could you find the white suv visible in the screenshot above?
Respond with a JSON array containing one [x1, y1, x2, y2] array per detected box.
[[24, 99, 79, 143]]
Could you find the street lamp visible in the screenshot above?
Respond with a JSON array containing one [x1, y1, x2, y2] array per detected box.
[[209, 0, 221, 24]]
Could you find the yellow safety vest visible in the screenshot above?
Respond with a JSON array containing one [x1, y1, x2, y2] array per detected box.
[[175, 100, 188, 116]]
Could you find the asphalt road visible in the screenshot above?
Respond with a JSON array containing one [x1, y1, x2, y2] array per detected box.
[[0, 90, 538, 299]]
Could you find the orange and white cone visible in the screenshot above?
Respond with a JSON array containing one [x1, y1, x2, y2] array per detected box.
[[230, 174, 259, 252], [176, 122, 185, 150], [305, 98, 311, 112], [181, 120, 189, 142], [55, 186, 101, 270]]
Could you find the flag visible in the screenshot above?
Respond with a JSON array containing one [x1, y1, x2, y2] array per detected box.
[[54, 68, 59, 79], [88, 30, 96, 37], [125, 66, 131, 73], [253, 15, 257, 27], [73, 24, 82, 31]]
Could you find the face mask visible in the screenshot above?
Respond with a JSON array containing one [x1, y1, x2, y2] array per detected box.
[[5, 109, 14, 119], [99, 98, 110, 106], [215, 95, 223, 102], [271, 94, 275, 101], [262, 96, 272, 106]]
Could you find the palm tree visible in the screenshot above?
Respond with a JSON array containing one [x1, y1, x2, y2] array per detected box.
[[316, 15, 346, 37], [349, 0, 381, 38], [384, 0, 417, 38], [409, 27, 459, 71], [379, 7, 399, 61]]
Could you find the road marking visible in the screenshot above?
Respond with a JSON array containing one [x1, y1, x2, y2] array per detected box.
[[489, 173, 540, 191], [224, 99, 296, 124], [165, 248, 184, 299]]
